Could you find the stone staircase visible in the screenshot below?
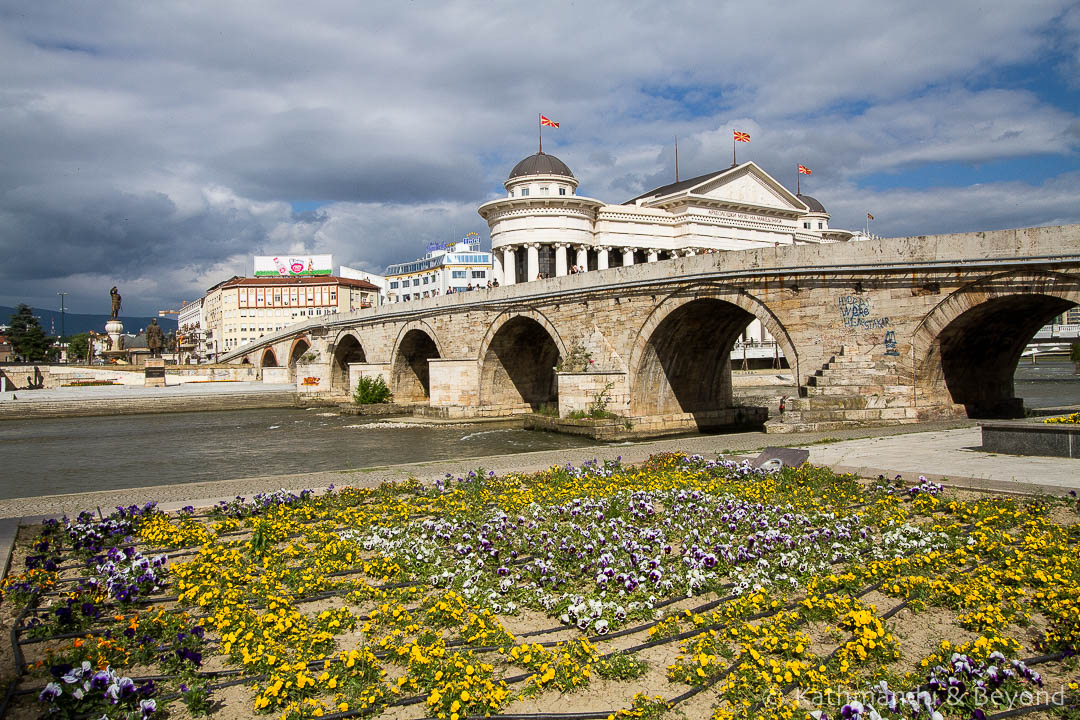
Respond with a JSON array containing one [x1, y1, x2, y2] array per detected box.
[[765, 347, 958, 433]]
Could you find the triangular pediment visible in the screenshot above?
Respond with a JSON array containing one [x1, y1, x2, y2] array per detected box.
[[638, 162, 806, 214], [692, 164, 804, 212]]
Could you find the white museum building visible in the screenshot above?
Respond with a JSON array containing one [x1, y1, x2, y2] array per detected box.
[[477, 151, 857, 354], [478, 153, 854, 284]]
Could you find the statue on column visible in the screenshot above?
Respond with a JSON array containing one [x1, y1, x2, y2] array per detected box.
[[146, 318, 165, 358], [110, 286, 123, 320]]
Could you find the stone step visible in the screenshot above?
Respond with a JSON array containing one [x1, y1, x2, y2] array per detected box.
[[808, 374, 898, 388], [817, 366, 900, 378], [766, 417, 923, 433], [822, 359, 882, 370], [794, 405, 925, 421], [798, 390, 917, 408], [838, 348, 875, 361]]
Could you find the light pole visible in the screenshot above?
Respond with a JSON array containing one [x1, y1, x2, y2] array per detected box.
[[57, 291, 67, 362]]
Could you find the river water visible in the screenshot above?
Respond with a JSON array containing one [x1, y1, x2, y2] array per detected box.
[[0, 410, 598, 500], [1, 361, 1077, 501]]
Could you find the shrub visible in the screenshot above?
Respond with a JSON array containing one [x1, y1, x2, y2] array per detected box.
[[353, 375, 393, 404]]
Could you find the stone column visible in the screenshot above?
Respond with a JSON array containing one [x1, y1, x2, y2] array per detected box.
[[647, 249, 659, 262], [623, 248, 635, 266], [527, 244, 540, 281], [492, 251, 504, 285], [554, 244, 568, 277], [575, 246, 588, 272], [597, 246, 610, 270], [503, 246, 517, 285]]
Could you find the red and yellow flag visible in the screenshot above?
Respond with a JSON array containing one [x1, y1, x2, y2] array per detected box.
[[867, 213, 875, 220], [798, 164, 812, 175], [733, 130, 750, 142], [540, 115, 559, 128]]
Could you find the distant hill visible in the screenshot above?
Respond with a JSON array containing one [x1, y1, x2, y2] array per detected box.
[[0, 305, 178, 337]]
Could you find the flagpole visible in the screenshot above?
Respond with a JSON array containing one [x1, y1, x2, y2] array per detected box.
[[538, 113, 542, 154], [674, 136, 679, 182], [797, 165, 800, 195], [732, 135, 736, 167]]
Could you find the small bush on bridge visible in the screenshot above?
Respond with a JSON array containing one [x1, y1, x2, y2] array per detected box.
[[353, 375, 393, 404]]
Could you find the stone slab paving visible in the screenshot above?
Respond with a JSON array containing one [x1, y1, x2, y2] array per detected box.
[[802, 426, 1080, 495]]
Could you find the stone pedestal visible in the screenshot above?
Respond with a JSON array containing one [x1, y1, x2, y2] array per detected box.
[[144, 358, 166, 387], [105, 319, 124, 352]]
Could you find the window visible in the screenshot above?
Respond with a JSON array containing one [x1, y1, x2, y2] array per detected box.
[[803, 222, 811, 229], [520, 188, 530, 196], [540, 186, 548, 195], [422, 276, 429, 284], [559, 187, 566, 195], [390, 281, 399, 289], [412, 278, 420, 287], [452, 270, 466, 278], [471, 270, 485, 278], [818, 222, 823, 229]]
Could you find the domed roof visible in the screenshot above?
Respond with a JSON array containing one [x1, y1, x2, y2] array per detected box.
[[797, 193, 827, 214], [508, 152, 574, 180]]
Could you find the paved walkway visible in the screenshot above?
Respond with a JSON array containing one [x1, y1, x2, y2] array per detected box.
[[803, 426, 1079, 494]]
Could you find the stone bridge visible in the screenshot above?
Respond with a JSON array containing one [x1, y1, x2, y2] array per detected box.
[[225, 225, 1080, 433]]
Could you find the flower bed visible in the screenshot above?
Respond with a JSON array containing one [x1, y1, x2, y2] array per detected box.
[[3, 460, 1080, 720]]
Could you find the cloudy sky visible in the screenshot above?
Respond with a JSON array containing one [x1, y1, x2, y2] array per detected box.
[[2, 1, 1078, 316]]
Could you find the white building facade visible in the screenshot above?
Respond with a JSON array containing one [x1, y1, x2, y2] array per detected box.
[[177, 298, 206, 363], [339, 266, 389, 306], [385, 237, 493, 303]]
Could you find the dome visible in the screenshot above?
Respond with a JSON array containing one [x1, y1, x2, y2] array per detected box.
[[508, 152, 574, 180], [797, 193, 827, 214]]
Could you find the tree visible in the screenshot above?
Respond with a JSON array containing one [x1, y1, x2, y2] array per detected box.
[[7, 304, 55, 362], [67, 333, 91, 363]]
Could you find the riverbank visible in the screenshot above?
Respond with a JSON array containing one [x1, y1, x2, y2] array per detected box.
[[0, 381, 301, 420]]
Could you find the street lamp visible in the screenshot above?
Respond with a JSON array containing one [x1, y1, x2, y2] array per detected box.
[[57, 291, 67, 362]]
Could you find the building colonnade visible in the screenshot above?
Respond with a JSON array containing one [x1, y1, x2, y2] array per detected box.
[[492, 244, 700, 285]]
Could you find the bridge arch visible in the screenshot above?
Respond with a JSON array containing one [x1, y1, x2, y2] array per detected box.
[[260, 348, 278, 367], [329, 331, 368, 396], [627, 286, 798, 419], [913, 270, 1080, 418], [287, 337, 311, 382], [390, 321, 443, 403], [478, 309, 567, 412]]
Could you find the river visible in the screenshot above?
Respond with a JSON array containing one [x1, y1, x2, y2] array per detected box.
[[0, 410, 599, 500], [1, 360, 1077, 501]]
